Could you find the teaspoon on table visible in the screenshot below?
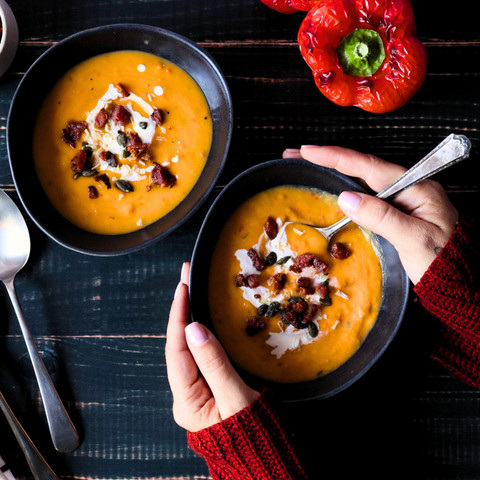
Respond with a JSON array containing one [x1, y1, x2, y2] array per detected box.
[[0, 390, 60, 480], [0, 188, 79, 453], [301, 133, 471, 242]]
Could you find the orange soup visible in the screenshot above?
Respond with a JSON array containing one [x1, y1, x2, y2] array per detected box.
[[208, 186, 383, 383], [33, 50, 212, 235]]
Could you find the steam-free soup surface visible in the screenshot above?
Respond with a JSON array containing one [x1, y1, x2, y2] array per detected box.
[[208, 186, 383, 383], [33, 50, 212, 234]]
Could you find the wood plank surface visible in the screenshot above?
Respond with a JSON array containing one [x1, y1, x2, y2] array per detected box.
[[0, 1, 479, 479]]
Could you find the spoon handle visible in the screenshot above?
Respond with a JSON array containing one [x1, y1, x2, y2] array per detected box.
[[3, 278, 80, 453], [0, 391, 60, 480], [376, 133, 471, 200], [326, 133, 471, 240]]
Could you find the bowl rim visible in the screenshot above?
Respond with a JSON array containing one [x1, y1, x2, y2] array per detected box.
[[0, 0, 19, 73], [189, 158, 410, 402], [7, 23, 233, 256]]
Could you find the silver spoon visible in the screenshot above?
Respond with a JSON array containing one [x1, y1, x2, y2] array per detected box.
[[307, 133, 471, 242], [0, 390, 60, 480], [0, 189, 79, 453]]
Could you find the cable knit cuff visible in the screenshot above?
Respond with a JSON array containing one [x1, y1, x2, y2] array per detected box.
[[187, 389, 307, 480], [414, 217, 480, 388]]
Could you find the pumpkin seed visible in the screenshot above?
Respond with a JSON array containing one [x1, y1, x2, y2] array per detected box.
[[139, 121, 148, 129], [288, 296, 303, 304], [265, 251, 277, 266], [82, 168, 97, 177], [277, 256, 291, 265], [117, 132, 128, 147], [265, 301, 280, 318], [82, 142, 93, 157], [115, 180, 134, 193], [257, 304, 268, 317], [308, 322, 319, 338], [320, 295, 332, 306], [122, 149, 131, 158], [73, 172, 81, 180]]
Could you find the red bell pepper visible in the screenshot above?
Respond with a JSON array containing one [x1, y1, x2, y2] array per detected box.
[[260, 0, 316, 14], [297, 0, 427, 113]]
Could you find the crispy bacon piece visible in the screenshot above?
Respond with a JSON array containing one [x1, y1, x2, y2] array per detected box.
[[94, 173, 111, 189], [234, 274, 247, 287], [95, 108, 109, 128], [302, 304, 318, 324], [116, 83, 130, 97], [246, 274, 260, 288], [317, 284, 328, 299], [289, 264, 302, 274], [88, 186, 99, 199], [272, 273, 286, 291], [295, 253, 315, 268], [331, 242, 352, 259], [127, 143, 150, 161], [111, 104, 131, 126], [312, 257, 328, 273], [151, 162, 177, 188], [246, 316, 265, 336], [297, 277, 310, 288], [264, 216, 278, 240], [282, 311, 304, 329], [151, 107, 163, 126], [62, 120, 87, 148], [292, 299, 308, 313], [247, 248, 266, 271], [127, 133, 142, 145], [70, 149, 87, 172]]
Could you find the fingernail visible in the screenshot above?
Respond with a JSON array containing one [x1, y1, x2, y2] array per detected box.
[[185, 322, 208, 347], [180, 262, 187, 279], [338, 191, 362, 213], [174, 281, 183, 299], [285, 148, 301, 153], [300, 145, 318, 148]]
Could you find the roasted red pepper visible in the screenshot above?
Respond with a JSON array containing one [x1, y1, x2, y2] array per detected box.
[[297, 0, 427, 113]]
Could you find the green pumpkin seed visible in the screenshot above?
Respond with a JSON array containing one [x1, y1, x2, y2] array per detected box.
[[117, 132, 128, 147], [73, 172, 81, 180], [320, 295, 332, 306], [265, 251, 277, 267], [82, 168, 97, 177], [265, 301, 280, 318], [115, 180, 134, 193], [288, 296, 303, 304], [82, 142, 94, 157], [257, 304, 268, 317], [139, 121, 148, 129], [277, 256, 291, 265], [122, 149, 131, 158], [308, 322, 319, 338]]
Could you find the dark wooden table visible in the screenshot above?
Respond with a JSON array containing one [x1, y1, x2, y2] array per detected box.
[[0, 1, 479, 479]]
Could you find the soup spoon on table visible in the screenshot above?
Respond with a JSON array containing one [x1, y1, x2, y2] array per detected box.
[[0, 188, 79, 453], [302, 133, 471, 243]]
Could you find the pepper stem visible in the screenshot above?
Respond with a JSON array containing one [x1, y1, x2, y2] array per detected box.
[[337, 28, 385, 77]]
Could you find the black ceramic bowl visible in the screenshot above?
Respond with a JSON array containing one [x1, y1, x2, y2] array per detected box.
[[7, 24, 232, 256], [190, 159, 409, 402]]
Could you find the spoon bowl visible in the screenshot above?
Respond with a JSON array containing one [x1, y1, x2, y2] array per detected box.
[[305, 133, 471, 242], [0, 189, 79, 453]]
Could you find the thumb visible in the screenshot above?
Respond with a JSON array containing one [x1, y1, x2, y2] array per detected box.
[[185, 322, 259, 419], [337, 191, 412, 247]]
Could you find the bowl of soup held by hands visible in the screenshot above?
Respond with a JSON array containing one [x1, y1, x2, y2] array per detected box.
[[7, 24, 232, 255], [190, 159, 409, 402]]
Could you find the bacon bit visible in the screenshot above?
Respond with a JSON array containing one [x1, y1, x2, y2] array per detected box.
[[295, 253, 315, 269], [247, 248, 266, 271], [317, 284, 328, 299], [264, 216, 278, 240], [234, 274, 247, 287], [289, 264, 302, 274], [331, 242, 352, 259], [298, 287, 315, 296], [272, 273, 286, 291], [99, 150, 117, 167], [302, 304, 318, 324], [246, 274, 260, 288], [151, 162, 176, 188], [283, 311, 304, 329], [94, 173, 111, 189], [127, 133, 142, 145], [111, 104, 131, 126], [246, 316, 265, 336], [116, 83, 130, 97], [95, 108, 109, 128], [88, 186, 99, 199], [151, 107, 163, 126], [312, 257, 328, 273], [291, 299, 308, 313], [254, 294, 261, 299], [70, 149, 87, 172], [62, 120, 87, 148], [297, 277, 310, 288], [127, 143, 150, 161]]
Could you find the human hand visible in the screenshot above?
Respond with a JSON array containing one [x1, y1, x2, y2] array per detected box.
[[283, 145, 459, 284], [165, 262, 260, 432]]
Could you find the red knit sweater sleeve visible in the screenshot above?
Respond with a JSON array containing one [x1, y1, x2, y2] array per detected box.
[[187, 389, 307, 480], [413, 217, 480, 389]]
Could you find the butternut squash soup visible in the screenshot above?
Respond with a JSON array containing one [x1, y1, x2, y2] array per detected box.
[[208, 186, 383, 383], [32, 50, 212, 235]]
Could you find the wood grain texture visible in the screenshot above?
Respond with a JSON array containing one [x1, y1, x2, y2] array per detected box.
[[0, 0, 479, 479]]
